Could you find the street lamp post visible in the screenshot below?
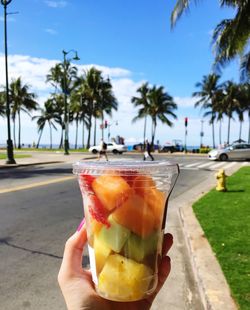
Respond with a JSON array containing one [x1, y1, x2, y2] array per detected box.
[[62, 49, 80, 155], [1, 0, 15, 164]]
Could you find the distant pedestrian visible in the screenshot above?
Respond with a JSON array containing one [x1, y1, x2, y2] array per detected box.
[[143, 139, 154, 161], [98, 139, 108, 161]]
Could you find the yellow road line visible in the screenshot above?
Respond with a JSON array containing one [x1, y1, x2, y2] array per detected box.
[[0, 176, 76, 194]]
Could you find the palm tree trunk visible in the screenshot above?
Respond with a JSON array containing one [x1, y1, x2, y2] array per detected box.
[[82, 121, 85, 149], [212, 121, 215, 149], [49, 123, 52, 149], [36, 129, 43, 148], [227, 116, 231, 145], [143, 116, 147, 151], [59, 126, 63, 149], [239, 121, 242, 140], [87, 116, 92, 148], [219, 120, 222, 146], [75, 118, 79, 149], [13, 118, 16, 148], [151, 120, 156, 147], [93, 117, 97, 146], [18, 111, 21, 149], [248, 114, 250, 144]]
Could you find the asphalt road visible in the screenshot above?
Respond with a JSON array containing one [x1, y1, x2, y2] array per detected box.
[[0, 155, 244, 309]]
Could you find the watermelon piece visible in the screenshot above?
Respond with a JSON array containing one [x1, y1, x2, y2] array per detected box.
[[88, 195, 110, 228], [79, 174, 96, 192]]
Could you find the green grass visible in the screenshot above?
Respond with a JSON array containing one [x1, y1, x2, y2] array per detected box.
[[0, 153, 32, 160], [0, 148, 89, 153], [193, 167, 250, 310]]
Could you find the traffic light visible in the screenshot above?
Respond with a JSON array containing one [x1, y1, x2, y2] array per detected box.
[[105, 120, 108, 128], [185, 117, 188, 127]]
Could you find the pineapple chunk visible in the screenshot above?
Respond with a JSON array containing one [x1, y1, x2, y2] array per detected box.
[[98, 254, 153, 301], [94, 235, 111, 274], [92, 175, 132, 211]]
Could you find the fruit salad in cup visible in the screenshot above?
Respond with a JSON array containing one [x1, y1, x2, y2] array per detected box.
[[74, 161, 178, 302]]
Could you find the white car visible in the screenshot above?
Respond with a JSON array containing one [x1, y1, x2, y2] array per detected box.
[[208, 143, 250, 161], [89, 142, 127, 154]]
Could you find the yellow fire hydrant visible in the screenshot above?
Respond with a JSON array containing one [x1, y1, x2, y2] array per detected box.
[[215, 169, 227, 192]]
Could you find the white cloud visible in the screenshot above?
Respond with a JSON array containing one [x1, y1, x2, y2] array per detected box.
[[174, 96, 197, 108], [44, 1, 68, 8], [0, 53, 248, 147], [0, 16, 16, 22], [45, 28, 58, 35]]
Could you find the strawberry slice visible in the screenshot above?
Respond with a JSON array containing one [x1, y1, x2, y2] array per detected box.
[[88, 195, 110, 228], [79, 174, 96, 192]]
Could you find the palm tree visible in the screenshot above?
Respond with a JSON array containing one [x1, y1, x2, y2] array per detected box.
[[97, 77, 118, 141], [32, 100, 59, 149], [240, 83, 250, 143], [47, 61, 79, 149], [193, 74, 222, 148], [9, 77, 38, 149], [131, 83, 150, 149], [171, 1, 250, 79], [221, 81, 241, 144], [0, 92, 5, 117], [147, 85, 178, 146]]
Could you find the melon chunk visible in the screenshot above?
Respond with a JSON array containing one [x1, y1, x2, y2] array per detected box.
[[92, 175, 132, 211], [98, 254, 153, 301], [124, 231, 159, 263], [98, 216, 130, 253], [94, 235, 111, 274], [112, 193, 155, 237]]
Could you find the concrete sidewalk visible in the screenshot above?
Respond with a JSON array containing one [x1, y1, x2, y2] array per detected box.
[[0, 151, 239, 309]]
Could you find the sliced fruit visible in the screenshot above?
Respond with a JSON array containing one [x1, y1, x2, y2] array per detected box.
[[112, 193, 155, 237], [131, 175, 155, 192], [144, 189, 166, 229], [94, 235, 111, 274], [124, 231, 159, 263], [98, 254, 153, 301], [92, 175, 132, 211], [79, 174, 96, 192], [87, 195, 110, 227], [97, 216, 130, 253]]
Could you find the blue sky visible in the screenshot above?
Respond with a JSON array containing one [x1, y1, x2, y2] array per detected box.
[[0, 0, 247, 147]]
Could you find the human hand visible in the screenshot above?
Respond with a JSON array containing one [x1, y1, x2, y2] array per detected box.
[[58, 219, 173, 310]]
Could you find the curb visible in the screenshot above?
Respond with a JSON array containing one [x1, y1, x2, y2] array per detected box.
[[0, 156, 98, 169], [176, 170, 239, 310]]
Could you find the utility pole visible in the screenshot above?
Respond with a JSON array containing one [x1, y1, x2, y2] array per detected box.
[[1, 0, 15, 164]]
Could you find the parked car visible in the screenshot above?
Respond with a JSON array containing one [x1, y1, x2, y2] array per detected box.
[[208, 143, 250, 161], [89, 142, 127, 154]]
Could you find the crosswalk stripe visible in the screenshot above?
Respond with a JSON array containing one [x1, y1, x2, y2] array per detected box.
[[185, 162, 203, 168], [209, 162, 225, 169], [222, 162, 237, 170], [197, 162, 214, 168]]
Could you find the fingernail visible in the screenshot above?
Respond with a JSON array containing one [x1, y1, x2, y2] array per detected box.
[[77, 218, 85, 232]]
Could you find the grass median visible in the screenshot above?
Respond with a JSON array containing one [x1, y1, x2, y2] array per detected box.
[[0, 153, 31, 160], [193, 166, 250, 310]]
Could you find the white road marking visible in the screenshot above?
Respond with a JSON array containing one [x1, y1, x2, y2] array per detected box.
[[185, 162, 203, 168], [197, 162, 214, 168], [208, 162, 225, 169], [222, 162, 237, 170]]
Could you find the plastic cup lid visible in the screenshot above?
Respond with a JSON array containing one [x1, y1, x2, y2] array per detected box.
[[73, 160, 179, 176]]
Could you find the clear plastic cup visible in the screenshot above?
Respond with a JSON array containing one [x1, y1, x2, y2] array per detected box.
[[73, 160, 179, 302]]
